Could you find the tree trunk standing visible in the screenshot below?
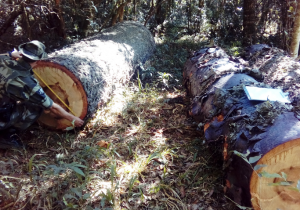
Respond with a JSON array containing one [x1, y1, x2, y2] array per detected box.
[[119, 3, 125, 22], [257, 0, 269, 38], [144, 0, 167, 26], [54, 0, 67, 39], [144, 0, 155, 26], [289, 2, 300, 58], [155, 0, 165, 25], [133, 0, 136, 17], [195, 0, 204, 32], [279, 0, 288, 50], [187, 0, 191, 32], [242, 0, 257, 46], [23, 4, 32, 40], [111, 1, 130, 26], [34, 21, 155, 129], [183, 47, 300, 208]]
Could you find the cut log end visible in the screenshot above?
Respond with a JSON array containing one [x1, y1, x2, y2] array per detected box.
[[250, 138, 300, 210], [34, 61, 88, 129], [30, 22, 155, 130]]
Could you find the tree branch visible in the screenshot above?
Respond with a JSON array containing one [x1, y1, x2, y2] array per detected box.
[[0, 5, 24, 37], [144, 0, 168, 26]]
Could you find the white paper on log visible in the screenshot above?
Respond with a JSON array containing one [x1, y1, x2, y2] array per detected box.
[[243, 86, 290, 103]]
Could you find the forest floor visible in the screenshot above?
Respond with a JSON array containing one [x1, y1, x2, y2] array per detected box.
[[0, 35, 239, 209]]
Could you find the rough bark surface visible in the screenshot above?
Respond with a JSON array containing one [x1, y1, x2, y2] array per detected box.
[[183, 46, 300, 208], [245, 44, 300, 102], [242, 0, 257, 45], [36, 21, 155, 128], [289, 1, 300, 58]]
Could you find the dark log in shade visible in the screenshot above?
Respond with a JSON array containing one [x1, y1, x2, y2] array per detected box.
[[184, 47, 300, 209], [34, 21, 155, 129]]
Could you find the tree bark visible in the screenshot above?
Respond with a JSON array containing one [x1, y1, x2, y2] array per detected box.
[[23, 4, 32, 40], [289, 1, 300, 58], [34, 21, 155, 129], [144, 0, 167, 26], [111, 1, 130, 26], [155, 0, 164, 25], [243, 0, 257, 46], [184, 47, 300, 208], [54, 0, 67, 39]]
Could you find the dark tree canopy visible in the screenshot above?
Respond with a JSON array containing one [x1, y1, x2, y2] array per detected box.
[[0, 0, 299, 54]]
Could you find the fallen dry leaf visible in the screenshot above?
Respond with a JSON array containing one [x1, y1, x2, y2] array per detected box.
[[96, 140, 108, 148]]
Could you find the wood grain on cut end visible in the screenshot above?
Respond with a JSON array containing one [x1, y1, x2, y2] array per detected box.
[[34, 61, 88, 129], [250, 138, 300, 210]]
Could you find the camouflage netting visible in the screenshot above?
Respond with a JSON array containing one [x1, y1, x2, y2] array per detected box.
[[45, 21, 155, 118]]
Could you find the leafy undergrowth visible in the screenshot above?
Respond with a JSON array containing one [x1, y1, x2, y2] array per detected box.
[[0, 36, 234, 210]]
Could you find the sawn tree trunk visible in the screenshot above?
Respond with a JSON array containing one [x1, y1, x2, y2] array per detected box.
[[183, 46, 300, 209], [34, 21, 155, 129]]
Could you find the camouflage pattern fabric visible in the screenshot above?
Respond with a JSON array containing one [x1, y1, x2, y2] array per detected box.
[[0, 55, 53, 131], [0, 102, 43, 131]]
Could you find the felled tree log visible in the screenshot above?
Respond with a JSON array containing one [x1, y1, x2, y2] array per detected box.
[[34, 21, 155, 129], [245, 44, 300, 102], [184, 47, 300, 209]]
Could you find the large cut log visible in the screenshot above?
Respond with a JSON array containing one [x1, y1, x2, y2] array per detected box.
[[34, 21, 155, 129], [184, 47, 300, 209]]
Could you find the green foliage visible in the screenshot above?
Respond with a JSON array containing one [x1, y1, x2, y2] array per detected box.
[[100, 189, 114, 206], [65, 120, 76, 131], [109, 160, 117, 186], [128, 175, 138, 194], [234, 150, 300, 199], [253, 164, 267, 171], [259, 171, 282, 179], [45, 162, 87, 177], [28, 154, 42, 181], [228, 42, 242, 56], [248, 155, 262, 164], [268, 181, 292, 186], [157, 72, 173, 87]]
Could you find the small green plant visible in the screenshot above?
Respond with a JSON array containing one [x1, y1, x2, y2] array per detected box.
[[128, 175, 138, 194], [100, 189, 114, 207], [157, 72, 173, 87], [45, 162, 87, 177], [28, 154, 44, 181], [137, 71, 143, 92], [65, 119, 76, 131], [109, 160, 117, 186], [63, 196, 79, 209], [228, 41, 242, 56], [233, 150, 300, 206]]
